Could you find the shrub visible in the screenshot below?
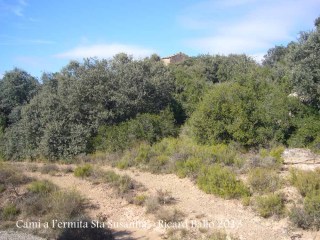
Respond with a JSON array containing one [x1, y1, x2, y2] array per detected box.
[[0, 163, 30, 186], [176, 157, 202, 179], [74, 164, 93, 178], [156, 189, 175, 205], [116, 159, 130, 169], [304, 193, 320, 229], [197, 165, 250, 199], [248, 168, 281, 193], [156, 209, 185, 223], [290, 169, 320, 197], [289, 206, 313, 229], [133, 194, 147, 206], [288, 116, 320, 148], [189, 80, 295, 147], [117, 175, 135, 194], [134, 142, 151, 164], [94, 109, 177, 152], [46, 190, 85, 221], [145, 196, 160, 213], [27, 180, 57, 194], [0, 183, 5, 193], [255, 194, 286, 218], [269, 146, 285, 164], [208, 231, 239, 240], [40, 164, 59, 174], [147, 155, 170, 173], [1, 203, 20, 220], [103, 170, 121, 183], [241, 196, 251, 206]]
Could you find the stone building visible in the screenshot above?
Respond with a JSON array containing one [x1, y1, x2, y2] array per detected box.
[[161, 52, 188, 65]]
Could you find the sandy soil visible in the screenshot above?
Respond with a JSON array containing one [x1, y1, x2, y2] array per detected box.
[[14, 148, 320, 240]]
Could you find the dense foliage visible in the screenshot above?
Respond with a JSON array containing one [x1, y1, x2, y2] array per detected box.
[[0, 18, 319, 161]]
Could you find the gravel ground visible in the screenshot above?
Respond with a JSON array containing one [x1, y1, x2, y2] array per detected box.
[[0, 231, 45, 240]]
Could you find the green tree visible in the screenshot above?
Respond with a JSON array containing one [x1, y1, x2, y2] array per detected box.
[[0, 68, 38, 126], [189, 77, 300, 147]]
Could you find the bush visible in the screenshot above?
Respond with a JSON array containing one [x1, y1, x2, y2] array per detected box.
[[40, 164, 59, 174], [0, 163, 30, 186], [189, 80, 296, 147], [156, 208, 185, 223], [248, 168, 281, 194], [94, 109, 177, 152], [176, 157, 201, 179], [145, 196, 160, 213], [288, 115, 320, 148], [208, 231, 239, 240], [0, 183, 5, 193], [269, 146, 285, 164], [46, 190, 85, 221], [289, 192, 320, 230], [289, 206, 313, 229], [133, 194, 147, 206], [197, 165, 250, 199], [255, 194, 286, 218], [156, 189, 175, 205], [27, 180, 57, 194], [116, 159, 130, 169], [74, 164, 93, 178], [1, 203, 20, 220], [290, 169, 320, 197], [304, 193, 320, 229]]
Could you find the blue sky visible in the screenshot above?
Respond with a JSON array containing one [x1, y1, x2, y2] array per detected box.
[[1, 0, 319, 79]]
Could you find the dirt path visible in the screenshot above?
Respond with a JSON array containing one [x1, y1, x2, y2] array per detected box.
[[102, 166, 319, 240], [23, 170, 163, 240], [19, 157, 319, 240]]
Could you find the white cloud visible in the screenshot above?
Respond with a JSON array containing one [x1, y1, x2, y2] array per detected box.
[[0, 0, 28, 17], [181, 0, 320, 55], [55, 43, 155, 59]]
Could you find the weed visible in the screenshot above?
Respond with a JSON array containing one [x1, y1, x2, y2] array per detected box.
[[0, 183, 5, 193], [27, 180, 57, 194], [156, 208, 185, 223], [255, 194, 286, 218], [156, 189, 175, 205], [289, 206, 313, 229], [133, 194, 147, 206], [241, 196, 251, 206], [1, 203, 19, 221], [74, 164, 93, 178], [290, 169, 320, 197], [46, 190, 85, 221], [145, 196, 160, 213], [269, 146, 285, 164], [248, 168, 281, 193]]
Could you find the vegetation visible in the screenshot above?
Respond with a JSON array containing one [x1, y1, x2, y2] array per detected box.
[[197, 165, 250, 199], [290, 169, 320, 197], [255, 194, 286, 218], [289, 168, 320, 229], [74, 164, 93, 178], [248, 168, 281, 193], [0, 163, 113, 239], [0, 16, 320, 233]]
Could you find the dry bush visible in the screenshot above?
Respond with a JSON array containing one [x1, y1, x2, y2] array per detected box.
[[248, 168, 281, 194], [145, 196, 160, 213], [156, 189, 175, 205], [40, 164, 60, 175], [156, 208, 185, 223]]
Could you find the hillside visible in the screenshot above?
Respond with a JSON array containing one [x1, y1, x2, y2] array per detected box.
[[1, 17, 320, 240]]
